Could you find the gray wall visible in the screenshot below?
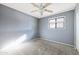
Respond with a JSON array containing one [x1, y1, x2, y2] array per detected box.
[[0, 4, 38, 48], [0, 4, 75, 48], [75, 4, 79, 51], [74, 5, 76, 48], [39, 10, 74, 45], [36, 19, 40, 38]]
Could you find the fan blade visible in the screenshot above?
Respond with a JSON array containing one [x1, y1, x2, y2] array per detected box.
[[44, 9, 53, 13], [43, 3, 51, 8], [31, 3, 40, 8], [31, 10, 38, 12], [41, 11, 43, 15]]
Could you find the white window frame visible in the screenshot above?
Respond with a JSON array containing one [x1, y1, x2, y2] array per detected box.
[[48, 16, 65, 29], [48, 18, 56, 29], [56, 16, 64, 28], [49, 18, 56, 29]]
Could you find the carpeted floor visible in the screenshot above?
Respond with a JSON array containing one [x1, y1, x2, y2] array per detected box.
[[0, 38, 79, 55]]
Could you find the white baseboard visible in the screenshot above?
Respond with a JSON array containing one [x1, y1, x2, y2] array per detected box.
[[39, 37, 74, 47]]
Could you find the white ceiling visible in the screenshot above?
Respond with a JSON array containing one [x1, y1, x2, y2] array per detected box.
[[2, 3, 76, 18]]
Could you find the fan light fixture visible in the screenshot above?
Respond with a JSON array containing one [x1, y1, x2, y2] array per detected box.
[[31, 3, 53, 16]]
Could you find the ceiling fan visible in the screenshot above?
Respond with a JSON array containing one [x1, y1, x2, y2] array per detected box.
[[31, 3, 53, 16]]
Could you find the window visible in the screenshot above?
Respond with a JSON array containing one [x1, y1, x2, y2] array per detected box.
[[49, 16, 64, 29], [49, 18, 55, 28], [56, 17, 64, 28]]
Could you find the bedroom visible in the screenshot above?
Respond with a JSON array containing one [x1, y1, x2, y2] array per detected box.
[[0, 3, 79, 55]]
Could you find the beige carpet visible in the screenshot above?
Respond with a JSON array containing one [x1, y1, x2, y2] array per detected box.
[[0, 38, 79, 55]]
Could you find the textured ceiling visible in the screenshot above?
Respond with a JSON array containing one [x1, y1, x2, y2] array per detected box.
[[2, 3, 76, 18]]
